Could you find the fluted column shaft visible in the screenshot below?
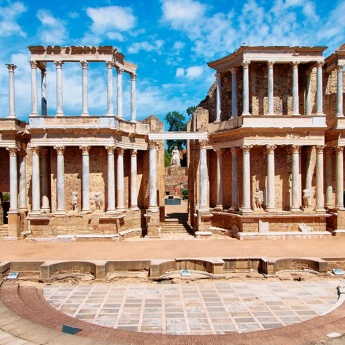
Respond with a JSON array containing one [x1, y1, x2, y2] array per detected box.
[[106, 146, 116, 213], [80, 146, 90, 212], [305, 70, 312, 115], [31, 147, 41, 214], [290, 145, 300, 211], [18, 150, 27, 210], [199, 141, 208, 210], [305, 147, 313, 200], [30, 61, 38, 116], [325, 148, 333, 207], [6, 64, 16, 118], [55, 61, 63, 116], [292, 62, 300, 115], [41, 149, 50, 212], [130, 150, 139, 210], [335, 146, 344, 209], [231, 147, 239, 210], [81, 61, 89, 116], [337, 65, 344, 117], [242, 61, 251, 115], [315, 146, 325, 211], [231, 68, 238, 118], [242, 145, 252, 212], [117, 68, 123, 118], [106, 62, 114, 116], [267, 62, 274, 115], [130, 73, 137, 122], [215, 149, 223, 210], [316, 62, 324, 114], [215, 73, 221, 122], [55, 146, 65, 213], [149, 141, 158, 210], [117, 148, 125, 210], [7, 148, 18, 211], [266, 145, 276, 211]]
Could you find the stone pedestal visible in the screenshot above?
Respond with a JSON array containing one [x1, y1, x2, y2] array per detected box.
[[7, 211, 20, 238], [195, 209, 213, 232], [144, 209, 161, 237]]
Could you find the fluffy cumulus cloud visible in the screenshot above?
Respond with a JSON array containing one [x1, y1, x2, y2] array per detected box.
[[36, 9, 68, 44], [176, 66, 204, 79], [127, 39, 164, 54], [0, 1, 27, 38]]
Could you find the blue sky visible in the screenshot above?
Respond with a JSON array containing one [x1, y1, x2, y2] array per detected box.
[[0, 0, 344, 126]]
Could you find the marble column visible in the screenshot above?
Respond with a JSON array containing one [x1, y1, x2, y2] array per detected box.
[[292, 62, 300, 115], [242, 145, 252, 212], [130, 73, 137, 122], [316, 62, 324, 115], [290, 145, 301, 211], [215, 73, 221, 122], [105, 146, 116, 214], [116, 148, 125, 211], [315, 146, 325, 211], [55, 146, 65, 214], [305, 70, 312, 115], [305, 147, 313, 207], [80, 146, 90, 212], [148, 141, 158, 210], [335, 146, 344, 209], [242, 61, 251, 115], [267, 61, 275, 115], [55, 61, 64, 116], [116, 67, 123, 118], [41, 70, 47, 116], [325, 147, 333, 207], [199, 140, 208, 210], [7, 148, 18, 211], [30, 61, 38, 117], [214, 149, 223, 210], [231, 68, 238, 118], [6, 64, 16, 118], [130, 150, 139, 210], [266, 145, 276, 211], [18, 149, 27, 210], [31, 147, 41, 214], [337, 65, 344, 117], [81, 61, 89, 116], [41, 148, 50, 212], [106, 62, 114, 116], [230, 147, 239, 210]]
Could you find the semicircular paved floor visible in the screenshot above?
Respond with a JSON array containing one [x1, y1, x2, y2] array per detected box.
[[43, 279, 340, 335]]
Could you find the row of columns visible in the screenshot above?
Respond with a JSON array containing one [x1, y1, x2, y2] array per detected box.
[[30, 146, 139, 215], [214, 60, 343, 122], [27, 61, 137, 120], [212, 144, 336, 212]]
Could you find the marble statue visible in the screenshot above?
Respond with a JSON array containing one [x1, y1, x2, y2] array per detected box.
[[302, 189, 310, 209], [71, 191, 78, 211], [170, 146, 181, 167], [254, 187, 264, 209], [93, 192, 103, 210]]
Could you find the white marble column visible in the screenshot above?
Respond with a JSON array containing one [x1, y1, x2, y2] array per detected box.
[[337, 65, 344, 117], [55, 146, 65, 214], [6, 64, 16, 119], [30, 61, 38, 117], [31, 147, 41, 214], [292, 62, 300, 115], [325, 147, 333, 207], [267, 61, 275, 115], [199, 140, 208, 210], [316, 62, 324, 115], [305, 70, 312, 115], [41, 148, 50, 212], [230, 147, 239, 210], [335, 146, 344, 209], [148, 141, 158, 210], [41, 70, 47, 116], [18, 149, 27, 210], [130, 73, 137, 122], [214, 149, 223, 210], [116, 67, 123, 118], [105, 146, 116, 214], [106, 62, 114, 116], [116, 148, 125, 211], [290, 145, 301, 211], [242, 61, 251, 115], [55, 61, 64, 116], [80, 146, 90, 212], [130, 150, 139, 210], [81, 61, 89, 116], [266, 144, 276, 211], [315, 145, 325, 211], [231, 68, 238, 118], [242, 145, 252, 212], [305, 147, 313, 207], [7, 148, 18, 211], [215, 73, 221, 122]]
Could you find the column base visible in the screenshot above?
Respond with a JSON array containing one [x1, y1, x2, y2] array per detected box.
[[55, 210, 66, 215], [214, 119, 220, 123], [314, 207, 326, 213], [241, 112, 251, 116], [106, 209, 117, 215], [7, 211, 21, 238], [106, 113, 114, 116], [266, 112, 275, 116], [30, 210, 41, 216], [130, 206, 140, 211], [291, 113, 300, 116], [290, 207, 302, 212], [29, 112, 39, 117], [81, 112, 90, 116], [41, 208, 51, 213], [130, 120, 137, 124], [214, 205, 223, 211], [336, 113, 344, 117], [265, 207, 277, 212], [316, 112, 325, 116], [240, 207, 252, 213]]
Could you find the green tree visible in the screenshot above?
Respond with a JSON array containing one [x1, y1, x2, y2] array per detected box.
[[164, 111, 186, 153], [186, 105, 196, 116]]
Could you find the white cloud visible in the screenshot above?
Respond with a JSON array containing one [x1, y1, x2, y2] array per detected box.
[[67, 12, 79, 19], [176, 67, 184, 77], [175, 66, 204, 79], [173, 41, 185, 51], [127, 40, 164, 54], [36, 10, 68, 44], [0, 1, 27, 38]]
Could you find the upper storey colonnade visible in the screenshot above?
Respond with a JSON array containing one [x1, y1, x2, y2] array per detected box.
[[208, 46, 344, 121], [7, 46, 138, 122]]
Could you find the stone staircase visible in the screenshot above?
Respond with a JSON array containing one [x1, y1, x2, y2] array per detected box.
[[161, 219, 194, 236], [0, 225, 8, 237]]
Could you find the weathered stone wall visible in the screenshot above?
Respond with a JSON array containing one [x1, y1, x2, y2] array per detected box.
[[0, 149, 9, 192]]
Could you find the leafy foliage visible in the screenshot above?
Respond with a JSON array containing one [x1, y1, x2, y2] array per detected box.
[[164, 111, 186, 153], [186, 105, 196, 116]]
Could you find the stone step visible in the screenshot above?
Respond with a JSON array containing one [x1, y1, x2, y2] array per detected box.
[[161, 222, 194, 235], [0, 225, 8, 237]]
